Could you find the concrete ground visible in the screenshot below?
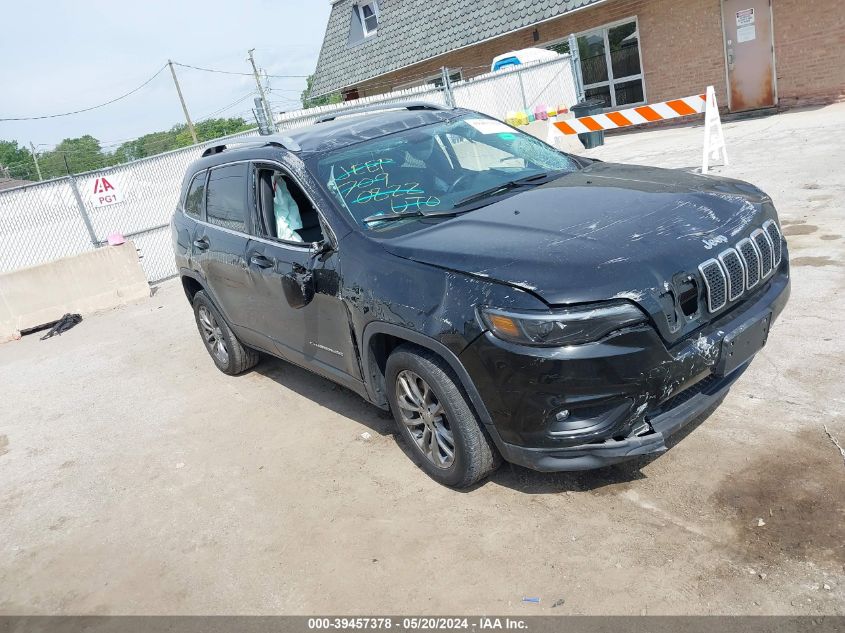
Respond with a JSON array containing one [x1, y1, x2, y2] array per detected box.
[[1, 104, 844, 615]]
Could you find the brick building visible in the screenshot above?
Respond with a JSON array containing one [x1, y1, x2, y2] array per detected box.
[[309, 0, 845, 113]]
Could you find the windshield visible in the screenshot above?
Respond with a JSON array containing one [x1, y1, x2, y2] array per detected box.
[[315, 115, 579, 231]]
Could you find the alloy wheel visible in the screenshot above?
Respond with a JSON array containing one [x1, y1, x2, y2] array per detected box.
[[395, 369, 455, 468], [198, 305, 229, 365]]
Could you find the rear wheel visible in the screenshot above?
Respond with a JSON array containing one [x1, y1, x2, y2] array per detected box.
[[386, 345, 500, 487], [192, 291, 258, 375]]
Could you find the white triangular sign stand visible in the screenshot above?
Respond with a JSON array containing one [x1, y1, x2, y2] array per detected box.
[[701, 85, 729, 174], [547, 118, 564, 147]]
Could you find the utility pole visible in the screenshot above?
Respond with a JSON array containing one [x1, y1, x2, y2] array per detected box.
[[29, 142, 42, 181], [168, 60, 199, 144], [247, 49, 276, 133]]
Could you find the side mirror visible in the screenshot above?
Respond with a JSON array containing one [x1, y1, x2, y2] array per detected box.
[[310, 240, 334, 260], [281, 268, 315, 309]]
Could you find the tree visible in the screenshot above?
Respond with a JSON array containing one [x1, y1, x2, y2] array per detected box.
[[301, 74, 342, 109], [112, 117, 252, 162], [0, 140, 37, 180], [37, 135, 110, 179], [112, 129, 180, 163], [0, 116, 256, 180], [194, 117, 253, 141]]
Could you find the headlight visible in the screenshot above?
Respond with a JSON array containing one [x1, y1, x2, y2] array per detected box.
[[481, 301, 647, 346]]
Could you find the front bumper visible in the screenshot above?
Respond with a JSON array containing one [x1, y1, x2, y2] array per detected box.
[[458, 264, 790, 471], [493, 364, 744, 471]]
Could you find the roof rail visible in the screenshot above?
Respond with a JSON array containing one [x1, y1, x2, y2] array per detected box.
[[314, 101, 451, 124], [201, 134, 301, 158]]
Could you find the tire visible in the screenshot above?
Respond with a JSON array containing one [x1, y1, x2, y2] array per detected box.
[[385, 345, 500, 487], [192, 290, 259, 375]]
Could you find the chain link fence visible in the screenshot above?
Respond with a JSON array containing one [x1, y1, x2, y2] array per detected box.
[[0, 55, 576, 284]]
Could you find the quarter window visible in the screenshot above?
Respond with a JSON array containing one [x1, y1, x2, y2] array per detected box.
[[358, 1, 379, 36], [184, 171, 206, 217], [576, 19, 644, 109], [206, 163, 248, 233]]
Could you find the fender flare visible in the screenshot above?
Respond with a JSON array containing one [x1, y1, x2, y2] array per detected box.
[[361, 321, 494, 427], [179, 268, 207, 299], [178, 269, 235, 325]]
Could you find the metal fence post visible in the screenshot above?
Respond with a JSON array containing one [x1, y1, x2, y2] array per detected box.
[[568, 33, 585, 102], [440, 66, 455, 108], [516, 69, 528, 111], [67, 176, 100, 247]]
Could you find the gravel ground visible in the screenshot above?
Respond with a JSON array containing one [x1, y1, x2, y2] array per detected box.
[[1, 104, 843, 615]]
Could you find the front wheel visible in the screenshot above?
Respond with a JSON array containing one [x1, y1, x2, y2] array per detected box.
[[385, 345, 500, 487]]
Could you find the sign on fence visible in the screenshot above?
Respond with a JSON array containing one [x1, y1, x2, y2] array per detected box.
[[91, 176, 121, 208]]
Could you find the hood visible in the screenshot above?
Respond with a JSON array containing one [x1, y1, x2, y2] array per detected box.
[[381, 162, 776, 337]]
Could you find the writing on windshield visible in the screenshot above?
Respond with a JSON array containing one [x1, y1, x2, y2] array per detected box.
[[318, 115, 578, 230], [333, 157, 442, 216]]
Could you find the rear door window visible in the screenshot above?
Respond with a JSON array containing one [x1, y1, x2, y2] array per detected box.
[[184, 171, 207, 217], [206, 163, 249, 232]]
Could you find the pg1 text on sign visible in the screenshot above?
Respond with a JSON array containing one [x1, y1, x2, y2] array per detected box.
[[91, 176, 121, 207]]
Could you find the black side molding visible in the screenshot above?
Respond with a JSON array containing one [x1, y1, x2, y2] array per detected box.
[[360, 321, 494, 428]]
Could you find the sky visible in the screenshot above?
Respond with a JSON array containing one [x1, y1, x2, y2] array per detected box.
[[0, 0, 332, 151]]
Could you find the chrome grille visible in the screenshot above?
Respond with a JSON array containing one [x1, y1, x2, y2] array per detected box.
[[763, 220, 782, 267], [695, 220, 785, 314], [699, 259, 727, 312], [737, 238, 760, 289], [719, 248, 745, 302], [752, 229, 774, 278]]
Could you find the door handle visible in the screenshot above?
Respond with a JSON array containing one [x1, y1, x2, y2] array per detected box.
[[250, 253, 275, 269], [193, 237, 209, 251]]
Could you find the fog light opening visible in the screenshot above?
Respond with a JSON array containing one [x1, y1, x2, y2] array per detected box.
[[678, 277, 699, 317], [555, 409, 570, 422]]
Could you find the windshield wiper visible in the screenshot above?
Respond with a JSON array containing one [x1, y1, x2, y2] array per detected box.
[[363, 172, 559, 223], [362, 210, 426, 224], [452, 173, 551, 209], [363, 209, 461, 224]]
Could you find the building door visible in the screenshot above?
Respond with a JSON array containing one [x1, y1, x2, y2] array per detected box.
[[721, 0, 777, 111]]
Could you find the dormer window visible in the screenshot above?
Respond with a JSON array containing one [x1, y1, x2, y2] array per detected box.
[[358, 0, 379, 36]]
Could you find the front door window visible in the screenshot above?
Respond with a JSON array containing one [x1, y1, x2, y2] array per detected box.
[[577, 19, 645, 110]]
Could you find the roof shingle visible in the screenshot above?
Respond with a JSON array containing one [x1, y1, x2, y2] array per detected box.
[[310, 0, 605, 96]]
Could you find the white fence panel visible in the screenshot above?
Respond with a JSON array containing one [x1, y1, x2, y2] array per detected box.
[[0, 179, 94, 272], [452, 56, 577, 120], [275, 84, 448, 131]]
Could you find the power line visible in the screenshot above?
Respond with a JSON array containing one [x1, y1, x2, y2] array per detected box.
[[172, 61, 308, 79], [196, 91, 256, 121], [13, 88, 260, 158], [0, 65, 169, 122]]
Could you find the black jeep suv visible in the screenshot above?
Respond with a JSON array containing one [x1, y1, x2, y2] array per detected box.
[[173, 102, 790, 487]]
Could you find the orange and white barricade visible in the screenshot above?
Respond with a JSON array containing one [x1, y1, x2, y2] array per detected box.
[[548, 85, 728, 174]]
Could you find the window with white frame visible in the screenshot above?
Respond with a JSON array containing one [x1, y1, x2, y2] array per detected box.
[[358, 0, 379, 36], [576, 19, 645, 109]]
